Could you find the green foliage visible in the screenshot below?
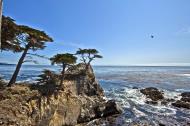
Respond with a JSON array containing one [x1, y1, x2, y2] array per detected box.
[[31, 70, 60, 97], [93, 54, 103, 58], [19, 25, 53, 42], [76, 48, 98, 55], [50, 53, 77, 65], [1, 15, 53, 52], [1, 16, 23, 52], [18, 25, 53, 51], [50, 53, 77, 85], [76, 48, 103, 65], [37, 69, 59, 85]]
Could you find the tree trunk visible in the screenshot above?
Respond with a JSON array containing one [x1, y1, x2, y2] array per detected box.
[[86, 60, 92, 70], [0, 0, 3, 49], [7, 44, 30, 86], [60, 64, 66, 85]]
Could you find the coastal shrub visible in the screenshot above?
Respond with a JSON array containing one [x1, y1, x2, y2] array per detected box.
[[34, 69, 60, 96], [37, 69, 59, 86], [50, 53, 77, 85]]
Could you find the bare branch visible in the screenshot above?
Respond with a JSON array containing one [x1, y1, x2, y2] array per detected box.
[[27, 53, 49, 59], [23, 60, 38, 64]]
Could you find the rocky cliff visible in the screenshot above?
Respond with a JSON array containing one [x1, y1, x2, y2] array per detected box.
[[0, 64, 122, 126]]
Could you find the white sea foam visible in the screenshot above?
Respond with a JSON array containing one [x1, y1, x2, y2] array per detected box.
[[175, 88, 190, 92], [132, 107, 146, 117], [120, 88, 178, 117], [178, 73, 190, 78], [125, 88, 147, 105], [151, 105, 177, 115], [183, 74, 190, 77], [163, 90, 181, 100]]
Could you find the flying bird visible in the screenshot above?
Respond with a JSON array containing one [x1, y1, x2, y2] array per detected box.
[[150, 35, 154, 38]]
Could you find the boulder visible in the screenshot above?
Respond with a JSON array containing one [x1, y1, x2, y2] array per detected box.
[[172, 100, 190, 109], [181, 97, 190, 102], [181, 92, 190, 97], [140, 87, 164, 101], [103, 100, 123, 117], [172, 92, 190, 109]]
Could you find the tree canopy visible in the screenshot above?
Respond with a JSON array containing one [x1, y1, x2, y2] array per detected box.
[[1, 16, 22, 52], [1, 15, 53, 52], [50, 53, 77, 65], [50, 53, 77, 85], [6, 16, 54, 86], [76, 48, 103, 65]]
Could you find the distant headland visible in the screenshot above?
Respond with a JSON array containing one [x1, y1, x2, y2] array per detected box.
[[0, 62, 15, 65]]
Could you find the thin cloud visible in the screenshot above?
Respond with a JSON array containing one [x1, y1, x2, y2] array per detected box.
[[58, 41, 96, 49], [176, 27, 190, 35]]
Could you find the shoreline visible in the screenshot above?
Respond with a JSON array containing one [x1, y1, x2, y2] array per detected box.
[[0, 65, 190, 125]]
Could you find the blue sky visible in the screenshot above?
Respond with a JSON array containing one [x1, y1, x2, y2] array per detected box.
[[1, 0, 190, 65]]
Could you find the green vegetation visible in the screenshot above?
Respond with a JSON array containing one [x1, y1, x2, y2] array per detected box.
[[7, 24, 53, 86], [1, 16, 22, 52], [76, 48, 103, 66], [34, 69, 60, 96], [50, 53, 77, 85], [37, 69, 59, 86]]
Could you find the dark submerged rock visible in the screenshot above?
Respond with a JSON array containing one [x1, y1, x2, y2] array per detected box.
[[181, 97, 190, 102], [159, 123, 166, 126], [140, 87, 164, 101], [103, 100, 123, 117], [146, 100, 158, 105], [172, 100, 190, 109], [181, 92, 190, 97], [132, 86, 139, 89]]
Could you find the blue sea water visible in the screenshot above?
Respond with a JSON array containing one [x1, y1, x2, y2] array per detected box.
[[0, 65, 190, 125], [94, 66, 190, 92], [93, 66, 190, 125]]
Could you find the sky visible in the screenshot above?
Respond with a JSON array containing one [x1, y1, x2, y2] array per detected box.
[[1, 0, 190, 66]]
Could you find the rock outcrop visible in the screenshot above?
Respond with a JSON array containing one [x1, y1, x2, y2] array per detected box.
[[140, 87, 190, 110], [0, 64, 122, 126], [172, 92, 190, 109], [140, 87, 164, 101]]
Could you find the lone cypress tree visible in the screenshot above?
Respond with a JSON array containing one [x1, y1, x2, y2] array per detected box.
[[7, 25, 53, 86], [76, 48, 103, 67], [50, 53, 77, 85]]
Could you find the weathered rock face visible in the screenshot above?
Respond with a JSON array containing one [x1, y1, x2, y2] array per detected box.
[[0, 64, 122, 126], [64, 64, 104, 97]]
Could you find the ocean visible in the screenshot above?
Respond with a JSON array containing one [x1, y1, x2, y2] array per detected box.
[[0, 65, 190, 125]]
